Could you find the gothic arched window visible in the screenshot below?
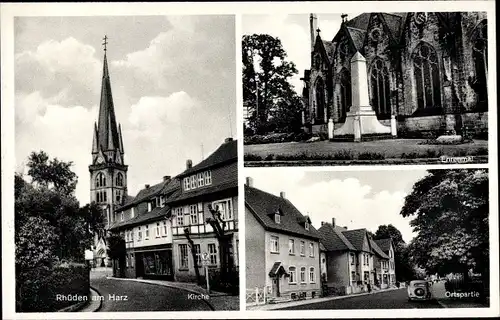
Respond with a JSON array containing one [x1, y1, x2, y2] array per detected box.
[[413, 42, 441, 110], [339, 68, 352, 122], [116, 172, 124, 187], [96, 172, 106, 188], [472, 20, 488, 110], [315, 77, 326, 123], [370, 58, 391, 119]]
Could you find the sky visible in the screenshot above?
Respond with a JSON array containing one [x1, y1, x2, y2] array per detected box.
[[14, 15, 236, 205], [242, 13, 361, 93], [245, 169, 430, 243]]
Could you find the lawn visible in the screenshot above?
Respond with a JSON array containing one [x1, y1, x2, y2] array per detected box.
[[244, 139, 488, 164]]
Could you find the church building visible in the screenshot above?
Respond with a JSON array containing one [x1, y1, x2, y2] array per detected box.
[[302, 12, 488, 139], [89, 41, 128, 267]]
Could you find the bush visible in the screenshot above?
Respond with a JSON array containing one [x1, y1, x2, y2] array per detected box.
[[244, 132, 311, 145], [17, 263, 90, 312], [244, 154, 262, 161]]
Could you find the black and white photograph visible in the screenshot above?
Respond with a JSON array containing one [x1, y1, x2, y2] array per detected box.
[[243, 12, 489, 166], [245, 169, 490, 310], [11, 14, 239, 313]]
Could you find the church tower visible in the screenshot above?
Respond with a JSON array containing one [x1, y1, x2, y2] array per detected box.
[[89, 36, 128, 248]]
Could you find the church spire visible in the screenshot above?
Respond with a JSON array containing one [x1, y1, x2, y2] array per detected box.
[[95, 35, 121, 154]]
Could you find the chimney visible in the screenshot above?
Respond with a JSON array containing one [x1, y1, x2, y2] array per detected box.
[[341, 13, 348, 23], [280, 191, 286, 199], [321, 221, 325, 226], [186, 159, 192, 169], [225, 137, 233, 143], [310, 13, 318, 53], [343, 226, 348, 230], [246, 177, 253, 187], [163, 175, 171, 182], [145, 184, 150, 189], [332, 217, 336, 227]]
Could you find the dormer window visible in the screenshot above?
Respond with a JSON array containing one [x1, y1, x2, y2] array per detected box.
[[120, 212, 124, 221], [147, 202, 152, 212], [305, 222, 310, 230], [275, 214, 281, 224]]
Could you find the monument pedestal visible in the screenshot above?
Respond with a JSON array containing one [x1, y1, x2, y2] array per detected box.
[[331, 52, 391, 142]]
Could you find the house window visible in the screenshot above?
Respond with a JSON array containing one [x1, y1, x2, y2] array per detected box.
[[270, 236, 279, 253], [305, 222, 309, 230], [126, 254, 129, 267], [194, 244, 201, 266], [472, 20, 488, 110], [309, 243, 314, 257], [130, 229, 134, 242], [190, 175, 196, 189], [156, 223, 160, 237], [198, 173, 205, 187], [300, 241, 305, 256], [289, 266, 297, 284], [275, 214, 280, 224], [212, 198, 233, 221], [370, 58, 391, 119], [289, 239, 295, 255], [116, 173, 124, 187], [190, 205, 198, 225], [413, 42, 441, 110], [131, 254, 134, 267], [145, 225, 149, 240], [204, 171, 212, 185], [160, 196, 165, 207], [300, 267, 306, 283], [115, 190, 121, 203], [96, 172, 106, 188], [131, 207, 135, 218], [183, 178, 190, 191], [120, 212, 124, 222], [179, 244, 189, 269], [175, 208, 184, 226], [339, 68, 352, 122], [350, 252, 355, 265], [208, 243, 217, 265], [162, 221, 167, 237], [138, 227, 142, 241], [309, 267, 316, 283]]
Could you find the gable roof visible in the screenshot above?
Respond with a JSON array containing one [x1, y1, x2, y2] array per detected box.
[[117, 178, 180, 212], [245, 185, 321, 240], [345, 13, 371, 30], [178, 139, 237, 177], [342, 229, 372, 252], [346, 27, 367, 51], [318, 223, 355, 251], [370, 239, 390, 259], [109, 200, 174, 231], [375, 238, 393, 252]]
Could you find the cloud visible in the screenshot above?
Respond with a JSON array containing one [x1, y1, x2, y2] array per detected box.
[[247, 170, 415, 242], [15, 93, 96, 203], [15, 37, 101, 106]]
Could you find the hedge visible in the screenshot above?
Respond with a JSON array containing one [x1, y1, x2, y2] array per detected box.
[[16, 263, 90, 312]]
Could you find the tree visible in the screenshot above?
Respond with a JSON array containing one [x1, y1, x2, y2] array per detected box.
[[27, 150, 77, 195], [401, 169, 489, 281], [242, 34, 303, 134], [373, 224, 417, 282]]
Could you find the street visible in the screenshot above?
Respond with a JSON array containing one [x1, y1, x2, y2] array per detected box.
[[277, 288, 443, 310], [90, 271, 212, 312]]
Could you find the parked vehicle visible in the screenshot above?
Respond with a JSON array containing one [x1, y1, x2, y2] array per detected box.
[[407, 280, 432, 301]]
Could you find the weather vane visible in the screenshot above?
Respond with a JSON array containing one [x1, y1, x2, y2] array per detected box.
[[102, 35, 108, 52]]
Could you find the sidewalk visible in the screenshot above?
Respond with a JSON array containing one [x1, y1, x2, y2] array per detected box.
[[77, 287, 103, 312], [247, 287, 402, 310], [106, 276, 239, 310]]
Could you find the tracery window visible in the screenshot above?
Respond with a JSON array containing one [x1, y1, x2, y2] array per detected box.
[[472, 20, 488, 110], [116, 172, 124, 187], [96, 172, 106, 188], [413, 42, 441, 110], [339, 68, 352, 122], [315, 78, 325, 123], [370, 58, 391, 119]]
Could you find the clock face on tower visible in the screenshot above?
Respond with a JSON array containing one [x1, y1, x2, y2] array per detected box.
[[96, 155, 105, 164]]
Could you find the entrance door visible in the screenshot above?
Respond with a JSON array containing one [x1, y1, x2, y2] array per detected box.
[[135, 252, 144, 278], [272, 277, 280, 297]]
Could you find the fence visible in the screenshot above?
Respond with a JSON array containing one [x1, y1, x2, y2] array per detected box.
[[246, 287, 268, 306]]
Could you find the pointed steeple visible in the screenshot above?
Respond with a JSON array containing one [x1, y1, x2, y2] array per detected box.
[[96, 46, 120, 153], [92, 123, 99, 154], [118, 123, 124, 153]]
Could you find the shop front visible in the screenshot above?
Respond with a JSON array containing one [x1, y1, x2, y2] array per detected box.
[[134, 244, 174, 281]]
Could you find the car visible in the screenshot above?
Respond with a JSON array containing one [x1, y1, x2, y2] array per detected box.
[[407, 280, 432, 302]]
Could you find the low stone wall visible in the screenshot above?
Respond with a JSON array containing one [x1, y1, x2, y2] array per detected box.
[[462, 112, 488, 138]]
